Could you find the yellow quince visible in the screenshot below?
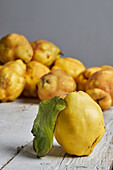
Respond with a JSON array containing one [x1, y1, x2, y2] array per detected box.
[[55, 91, 105, 156]]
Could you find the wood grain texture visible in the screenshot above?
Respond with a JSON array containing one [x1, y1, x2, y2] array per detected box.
[[0, 99, 113, 170], [0, 98, 39, 169], [2, 121, 113, 170]]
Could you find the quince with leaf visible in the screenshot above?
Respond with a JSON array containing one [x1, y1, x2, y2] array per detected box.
[[32, 91, 105, 157]]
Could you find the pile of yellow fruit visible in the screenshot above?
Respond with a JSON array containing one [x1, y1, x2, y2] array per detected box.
[[0, 33, 109, 157], [0, 33, 113, 111]]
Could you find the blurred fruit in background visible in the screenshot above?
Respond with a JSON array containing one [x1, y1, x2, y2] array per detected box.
[[86, 68, 113, 110], [23, 61, 50, 97], [0, 33, 33, 64], [0, 59, 26, 102], [76, 67, 102, 91], [31, 40, 62, 66], [51, 57, 86, 79], [38, 69, 76, 100]]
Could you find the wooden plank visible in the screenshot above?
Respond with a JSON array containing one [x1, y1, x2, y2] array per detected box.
[[2, 105, 113, 170], [0, 98, 39, 169]]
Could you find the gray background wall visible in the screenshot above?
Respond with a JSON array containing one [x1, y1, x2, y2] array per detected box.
[[0, 0, 113, 67]]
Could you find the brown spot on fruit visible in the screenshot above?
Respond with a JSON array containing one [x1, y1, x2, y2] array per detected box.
[[47, 54, 50, 59]]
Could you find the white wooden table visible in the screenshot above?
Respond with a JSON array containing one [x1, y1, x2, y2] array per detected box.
[[0, 98, 113, 170]]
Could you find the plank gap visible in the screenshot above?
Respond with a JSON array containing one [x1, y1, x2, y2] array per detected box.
[[59, 153, 67, 166], [1, 155, 16, 170], [0, 145, 25, 170]]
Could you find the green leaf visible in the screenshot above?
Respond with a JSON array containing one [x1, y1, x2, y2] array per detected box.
[[31, 96, 66, 157]]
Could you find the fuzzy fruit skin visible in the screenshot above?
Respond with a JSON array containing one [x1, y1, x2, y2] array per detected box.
[[76, 65, 113, 92], [51, 57, 85, 79], [76, 67, 102, 91], [86, 68, 113, 110], [23, 61, 50, 97], [38, 69, 76, 100], [54, 91, 105, 156], [31, 40, 61, 66], [86, 88, 112, 111], [0, 33, 33, 64], [0, 59, 26, 102]]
